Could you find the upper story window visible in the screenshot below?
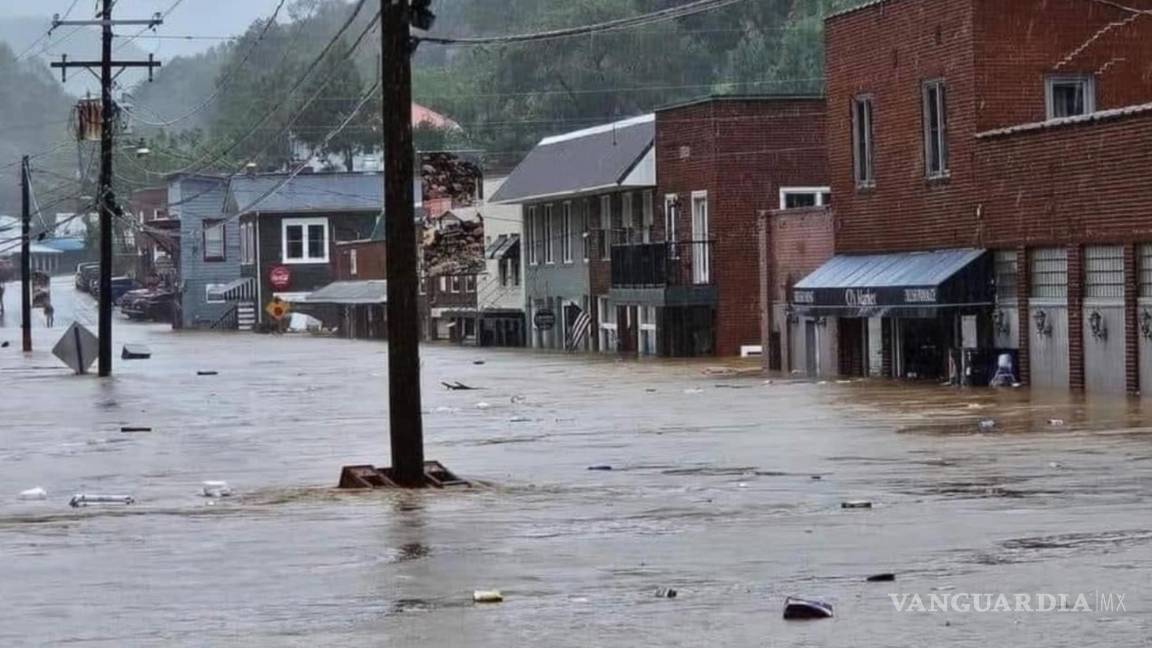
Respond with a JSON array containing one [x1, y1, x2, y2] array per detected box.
[[922, 80, 949, 178], [663, 194, 678, 243], [543, 204, 555, 264], [600, 194, 613, 261], [282, 217, 329, 264], [561, 202, 573, 263], [852, 95, 875, 188], [779, 187, 832, 210], [1046, 75, 1095, 120], [526, 206, 538, 266], [203, 219, 225, 262]]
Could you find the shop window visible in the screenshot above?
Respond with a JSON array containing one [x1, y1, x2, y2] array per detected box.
[[1030, 248, 1068, 300], [994, 250, 1018, 301], [1084, 245, 1124, 300]]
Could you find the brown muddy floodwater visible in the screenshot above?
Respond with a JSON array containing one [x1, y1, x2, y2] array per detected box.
[[0, 281, 1149, 646]]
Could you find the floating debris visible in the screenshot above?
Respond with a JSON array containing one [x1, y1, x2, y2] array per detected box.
[[683, 388, 704, 395], [69, 494, 135, 508], [473, 360, 486, 365], [866, 573, 896, 582], [121, 344, 151, 360], [19, 487, 48, 501], [978, 419, 997, 432], [201, 481, 233, 498], [508, 415, 530, 423], [841, 500, 873, 509], [120, 426, 152, 433], [1048, 462, 1065, 470], [587, 465, 613, 471], [1048, 419, 1066, 426], [475, 402, 491, 410], [197, 371, 219, 376], [655, 587, 678, 599], [473, 590, 504, 604], [783, 597, 833, 620], [810, 475, 823, 480], [443, 381, 478, 391]]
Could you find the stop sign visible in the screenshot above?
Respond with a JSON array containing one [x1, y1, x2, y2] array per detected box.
[[269, 266, 291, 289]]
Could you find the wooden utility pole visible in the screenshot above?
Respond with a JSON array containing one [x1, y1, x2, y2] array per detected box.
[[51, 4, 161, 377], [20, 156, 32, 353], [382, 0, 425, 486]]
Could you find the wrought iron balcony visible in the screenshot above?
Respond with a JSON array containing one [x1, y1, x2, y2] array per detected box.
[[611, 240, 715, 289]]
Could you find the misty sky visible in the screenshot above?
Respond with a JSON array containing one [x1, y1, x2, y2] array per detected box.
[[4, 0, 286, 58]]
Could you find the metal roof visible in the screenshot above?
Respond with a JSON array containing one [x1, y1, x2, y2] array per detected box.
[[230, 173, 384, 215], [305, 280, 388, 305], [489, 115, 655, 204], [796, 248, 987, 290], [485, 234, 520, 259]]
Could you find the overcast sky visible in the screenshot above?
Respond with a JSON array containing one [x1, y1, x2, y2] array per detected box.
[[4, 0, 287, 58]]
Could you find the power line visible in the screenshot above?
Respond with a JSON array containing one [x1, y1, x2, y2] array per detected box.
[[154, 0, 373, 181], [417, 0, 750, 46], [14, 0, 83, 61], [113, 0, 187, 52], [129, 0, 289, 128]]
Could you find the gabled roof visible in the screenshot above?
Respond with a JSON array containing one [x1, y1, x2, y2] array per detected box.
[[490, 114, 655, 204], [230, 172, 383, 215]]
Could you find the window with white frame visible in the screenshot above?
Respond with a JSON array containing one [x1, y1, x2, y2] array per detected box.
[[349, 249, 358, 277], [451, 275, 461, 293], [779, 187, 832, 210], [526, 206, 538, 265], [238, 223, 252, 265], [664, 194, 678, 243], [600, 194, 613, 260], [1031, 248, 1068, 300], [994, 250, 1018, 302], [282, 217, 328, 264], [852, 95, 875, 187], [203, 219, 225, 262], [543, 204, 554, 264], [922, 80, 949, 177], [641, 191, 653, 242], [1046, 75, 1095, 120], [439, 276, 447, 292], [561, 202, 572, 263], [580, 201, 589, 262], [1084, 245, 1124, 300], [205, 283, 227, 304], [622, 192, 634, 230], [465, 274, 476, 292]]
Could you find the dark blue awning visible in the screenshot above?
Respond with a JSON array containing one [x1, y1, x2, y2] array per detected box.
[[792, 248, 992, 314]]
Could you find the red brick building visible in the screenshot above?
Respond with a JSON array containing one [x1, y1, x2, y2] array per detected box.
[[797, 0, 1152, 391], [611, 96, 827, 357]]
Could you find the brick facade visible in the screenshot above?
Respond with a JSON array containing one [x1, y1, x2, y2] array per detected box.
[[657, 97, 827, 356], [825, 0, 1152, 391], [827, 0, 1152, 254]]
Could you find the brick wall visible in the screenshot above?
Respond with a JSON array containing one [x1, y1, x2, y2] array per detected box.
[[334, 240, 385, 280], [976, 113, 1152, 246], [769, 207, 835, 303], [657, 97, 827, 356], [975, 0, 1152, 132], [826, 0, 1152, 255]]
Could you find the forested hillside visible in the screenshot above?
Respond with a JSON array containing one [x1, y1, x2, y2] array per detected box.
[[120, 0, 867, 175]]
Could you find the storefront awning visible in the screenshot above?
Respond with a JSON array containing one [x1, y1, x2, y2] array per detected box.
[[792, 248, 992, 315], [305, 280, 387, 305]]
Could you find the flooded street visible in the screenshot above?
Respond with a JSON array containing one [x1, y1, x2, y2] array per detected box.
[[1, 281, 1150, 647]]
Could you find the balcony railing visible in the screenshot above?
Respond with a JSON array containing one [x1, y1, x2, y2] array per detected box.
[[611, 240, 715, 288]]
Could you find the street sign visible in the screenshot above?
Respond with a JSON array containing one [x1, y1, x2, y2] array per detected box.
[[269, 266, 291, 290], [265, 299, 291, 321], [52, 322, 98, 374], [533, 309, 556, 331]]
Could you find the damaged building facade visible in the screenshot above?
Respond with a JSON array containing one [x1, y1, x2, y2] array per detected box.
[[787, 0, 1152, 392]]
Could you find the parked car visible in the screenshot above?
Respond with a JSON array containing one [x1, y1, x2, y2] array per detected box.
[[92, 276, 139, 303], [119, 288, 175, 322], [76, 263, 100, 292]]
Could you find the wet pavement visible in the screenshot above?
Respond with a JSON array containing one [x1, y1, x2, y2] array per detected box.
[[1, 279, 1150, 646]]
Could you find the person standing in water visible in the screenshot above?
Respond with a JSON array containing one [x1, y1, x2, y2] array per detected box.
[[43, 298, 54, 328]]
